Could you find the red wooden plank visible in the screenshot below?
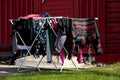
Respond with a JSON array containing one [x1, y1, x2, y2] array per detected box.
[[86, 0, 89, 17], [7, 0, 12, 44], [107, 23, 120, 27], [12, 0, 18, 18], [17, 0, 21, 16], [70, 0, 74, 17], [42, 6, 70, 10], [1, 0, 5, 44], [107, 9, 120, 12], [1, 0, 6, 44], [42, 9, 71, 13], [87, 0, 91, 17], [106, 52, 120, 54], [16, 0, 19, 17], [0, 0, 42, 45], [42, 1, 70, 8], [27, 0, 33, 14], [25, 0, 33, 15], [107, 2, 120, 12], [8, 1, 13, 44], [17, 0, 22, 16], [33, 0, 38, 13], [94, 0, 99, 17], [106, 48, 120, 52], [79, 0, 82, 17], [25, 0, 28, 15], [22, 0, 27, 16], [106, 39, 120, 44], [107, 17, 120, 22], [106, 49, 120, 53], [80, 0, 87, 18], [42, 0, 73, 17], [107, 0, 120, 1], [33, 0, 41, 14], [106, 33, 120, 37], [96, 54, 120, 64], [21, 0, 25, 16], [5, 0, 8, 44], [88, 0, 95, 17], [87, 0, 98, 18], [107, 1, 120, 6], [42, 0, 70, 6], [0, 0, 1, 44], [107, 24, 120, 32], [106, 44, 120, 47], [107, 13, 120, 18], [79, 0, 97, 18], [42, 10, 71, 16], [106, 33, 120, 40], [99, 0, 106, 54]]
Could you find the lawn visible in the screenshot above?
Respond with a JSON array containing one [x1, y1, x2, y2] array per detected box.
[[0, 62, 120, 80]]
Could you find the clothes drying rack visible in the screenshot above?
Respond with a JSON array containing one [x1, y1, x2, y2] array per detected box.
[[10, 19, 46, 72], [9, 16, 79, 72]]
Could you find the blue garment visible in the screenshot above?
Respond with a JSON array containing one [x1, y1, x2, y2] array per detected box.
[[33, 19, 46, 56]]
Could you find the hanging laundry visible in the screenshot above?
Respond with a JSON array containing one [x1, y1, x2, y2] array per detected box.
[[71, 18, 102, 63], [55, 18, 71, 52], [32, 19, 46, 57], [12, 18, 34, 46], [54, 18, 73, 64], [11, 14, 102, 66]]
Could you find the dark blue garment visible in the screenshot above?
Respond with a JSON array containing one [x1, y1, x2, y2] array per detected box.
[[33, 19, 46, 56]]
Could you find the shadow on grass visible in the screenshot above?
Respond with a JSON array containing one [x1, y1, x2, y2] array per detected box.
[[1, 66, 120, 78]]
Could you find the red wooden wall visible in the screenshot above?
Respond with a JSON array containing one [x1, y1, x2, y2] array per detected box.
[[106, 0, 120, 54], [0, 0, 42, 45], [0, 0, 120, 63], [41, 0, 106, 58], [96, 0, 120, 63], [42, 0, 74, 17]]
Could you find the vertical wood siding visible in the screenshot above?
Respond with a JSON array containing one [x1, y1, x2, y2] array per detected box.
[[0, 0, 41, 45], [0, 0, 104, 45], [0, 0, 2, 44], [96, 0, 120, 64], [78, 0, 105, 54], [41, 0, 74, 17], [41, 0, 105, 54], [0, 0, 105, 54], [2, 0, 120, 63]]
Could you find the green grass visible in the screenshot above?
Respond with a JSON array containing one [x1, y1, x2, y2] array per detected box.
[[1, 63, 120, 80]]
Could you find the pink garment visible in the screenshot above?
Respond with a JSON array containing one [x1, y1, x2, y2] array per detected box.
[[55, 36, 64, 65], [77, 48, 83, 63], [50, 18, 59, 30], [23, 14, 43, 19], [59, 48, 64, 65], [55, 35, 58, 48]]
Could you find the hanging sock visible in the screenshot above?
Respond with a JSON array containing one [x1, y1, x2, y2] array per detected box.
[[77, 47, 83, 63], [59, 48, 64, 65]]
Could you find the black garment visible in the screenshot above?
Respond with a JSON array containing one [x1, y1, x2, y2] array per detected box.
[[57, 18, 73, 59], [12, 18, 34, 46]]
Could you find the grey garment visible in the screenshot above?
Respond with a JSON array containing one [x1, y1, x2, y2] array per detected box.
[[55, 31, 67, 53], [46, 30, 52, 62], [12, 31, 17, 54]]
